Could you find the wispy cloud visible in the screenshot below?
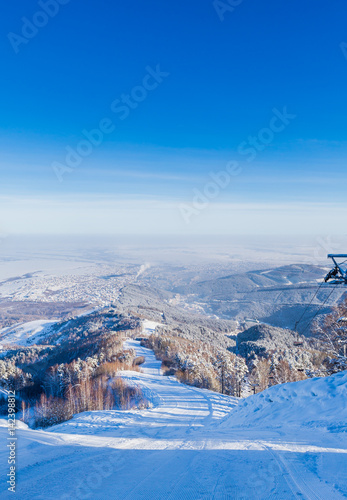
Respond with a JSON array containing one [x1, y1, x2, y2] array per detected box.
[[1, 194, 346, 236]]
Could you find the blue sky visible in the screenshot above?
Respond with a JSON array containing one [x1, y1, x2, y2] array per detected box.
[[1, 0, 347, 235]]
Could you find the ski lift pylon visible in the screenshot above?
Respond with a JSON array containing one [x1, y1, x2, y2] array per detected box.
[[324, 254, 347, 285], [293, 254, 347, 333]]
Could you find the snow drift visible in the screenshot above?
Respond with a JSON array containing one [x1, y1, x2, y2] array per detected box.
[[227, 370, 347, 432]]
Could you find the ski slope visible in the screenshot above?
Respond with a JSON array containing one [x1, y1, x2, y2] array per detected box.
[[0, 320, 56, 348], [0, 340, 346, 499]]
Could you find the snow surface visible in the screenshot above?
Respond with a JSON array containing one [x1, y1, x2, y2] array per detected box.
[[142, 319, 161, 336], [0, 309, 102, 349], [0, 342, 346, 499], [225, 371, 347, 433], [0, 320, 56, 347]]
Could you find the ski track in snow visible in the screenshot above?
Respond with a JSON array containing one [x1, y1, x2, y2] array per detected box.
[[0, 326, 346, 499]]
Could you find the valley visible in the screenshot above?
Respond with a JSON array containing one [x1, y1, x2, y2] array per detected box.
[[0, 237, 346, 498]]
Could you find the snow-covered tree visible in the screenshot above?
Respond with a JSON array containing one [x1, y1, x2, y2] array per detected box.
[[313, 299, 347, 373]]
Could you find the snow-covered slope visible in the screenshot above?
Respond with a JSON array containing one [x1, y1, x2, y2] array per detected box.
[[0, 320, 56, 347], [0, 342, 346, 499], [226, 371, 347, 433], [142, 319, 161, 336]]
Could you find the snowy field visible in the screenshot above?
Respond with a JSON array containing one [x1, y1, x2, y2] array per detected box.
[[0, 338, 346, 499]]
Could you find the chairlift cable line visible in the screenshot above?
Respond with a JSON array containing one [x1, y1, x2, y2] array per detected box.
[[293, 280, 325, 331], [300, 283, 340, 337]]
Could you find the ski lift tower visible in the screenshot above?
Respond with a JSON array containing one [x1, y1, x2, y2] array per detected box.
[[324, 255, 347, 285]]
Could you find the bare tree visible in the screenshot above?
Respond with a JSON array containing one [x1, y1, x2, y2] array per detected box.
[[313, 298, 347, 373], [273, 359, 306, 385], [251, 358, 271, 392]]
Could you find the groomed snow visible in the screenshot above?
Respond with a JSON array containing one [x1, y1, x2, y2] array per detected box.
[[0, 341, 346, 499], [142, 319, 161, 336]]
